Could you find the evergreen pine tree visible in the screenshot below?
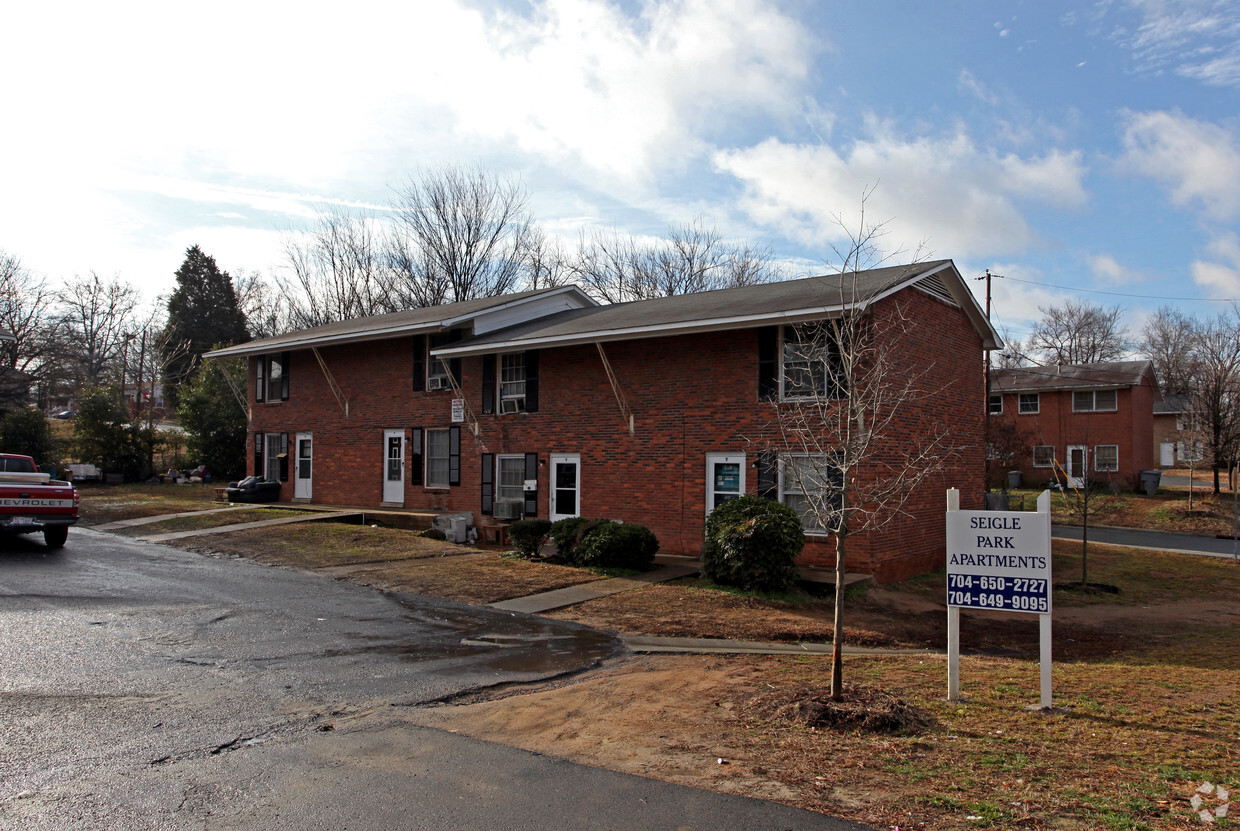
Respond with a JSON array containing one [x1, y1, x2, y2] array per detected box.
[[161, 246, 249, 408]]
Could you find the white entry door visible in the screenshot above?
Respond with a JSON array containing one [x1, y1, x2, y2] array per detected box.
[[382, 429, 405, 505], [294, 432, 312, 500], [705, 453, 745, 516], [1160, 442, 1175, 467], [549, 454, 580, 521], [1066, 445, 1086, 488]]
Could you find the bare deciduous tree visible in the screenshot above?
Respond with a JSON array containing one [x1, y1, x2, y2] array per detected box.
[[1140, 305, 1197, 396], [234, 270, 291, 339], [569, 219, 781, 304], [1186, 307, 1240, 495], [53, 272, 141, 389], [1029, 299, 1128, 365], [762, 213, 959, 702], [388, 166, 535, 307], [0, 251, 58, 388], [281, 207, 399, 328]]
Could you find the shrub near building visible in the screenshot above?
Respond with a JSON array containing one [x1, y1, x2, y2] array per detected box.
[[702, 495, 804, 593]]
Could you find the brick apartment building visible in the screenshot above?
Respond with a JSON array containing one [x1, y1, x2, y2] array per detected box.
[[210, 260, 998, 582], [989, 361, 1160, 490]]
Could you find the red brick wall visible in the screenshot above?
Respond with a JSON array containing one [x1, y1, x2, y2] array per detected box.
[[993, 377, 1156, 489], [249, 286, 985, 583]]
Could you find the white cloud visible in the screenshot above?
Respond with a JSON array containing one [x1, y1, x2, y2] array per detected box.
[[1120, 110, 1240, 220], [1118, 0, 1240, 87], [1088, 253, 1139, 285], [1192, 232, 1240, 297], [712, 125, 1088, 260]]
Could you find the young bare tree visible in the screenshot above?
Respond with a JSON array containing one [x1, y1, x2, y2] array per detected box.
[[281, 207, 399, 328], [763, 216, 959, 701], [387, 166, 536, 307], [1140, 305, 1198, 396], [233, 270, 291, 339], [569, 219, 781, 304], [1029, 299, 1128, 365]]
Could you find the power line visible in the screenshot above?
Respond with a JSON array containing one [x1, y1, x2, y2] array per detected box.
[[993, 273, 1237, 303]]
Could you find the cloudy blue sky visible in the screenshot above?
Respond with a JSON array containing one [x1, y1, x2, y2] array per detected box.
[[4, 0, 1238, 342]]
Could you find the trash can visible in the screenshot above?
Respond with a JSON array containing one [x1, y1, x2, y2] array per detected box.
[[1007, 470, 1023, 490], [1139, 470, 1161, 496], [984, 492, 1010, 511]]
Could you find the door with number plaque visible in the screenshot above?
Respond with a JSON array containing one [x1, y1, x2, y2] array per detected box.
[[382, 430, 405, 505]]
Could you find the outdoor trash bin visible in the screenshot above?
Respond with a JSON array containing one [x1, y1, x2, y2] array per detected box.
[[1007, 470, 1023, 490], [1139, 469, 1161, 496]]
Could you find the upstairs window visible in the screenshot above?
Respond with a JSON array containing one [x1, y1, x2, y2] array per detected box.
[[1018, 393, 1039, 414], [499, 353, 527, 413], [255, 352, 290, 402], [781, 325, 845, 400], [1073, 389, 1117, 412]]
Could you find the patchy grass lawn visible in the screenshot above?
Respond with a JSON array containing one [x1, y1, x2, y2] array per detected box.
[[1007, 485, 1239, 538], [77, 483, 222, 525]]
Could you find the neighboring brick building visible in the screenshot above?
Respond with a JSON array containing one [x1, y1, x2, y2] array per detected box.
[[210, 260, 997, 582], [989, 361, 1161, 490]]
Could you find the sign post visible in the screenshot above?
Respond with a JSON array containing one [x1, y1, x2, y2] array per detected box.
[[945, 488, 1053, 709]]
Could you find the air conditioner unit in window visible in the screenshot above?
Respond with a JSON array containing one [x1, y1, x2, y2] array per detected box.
[[427, 376, 448, 391], [492, 500, 522, 520], [499, 398, 524, 414]]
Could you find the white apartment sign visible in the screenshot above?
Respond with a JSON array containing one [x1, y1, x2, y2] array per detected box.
[[945, 488, 1054, 710]]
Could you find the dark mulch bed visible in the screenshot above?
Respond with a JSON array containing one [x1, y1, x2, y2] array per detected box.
[[737, 682, 936, 734]]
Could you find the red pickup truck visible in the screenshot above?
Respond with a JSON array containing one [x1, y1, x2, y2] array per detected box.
[[0, 454, 79, 548]]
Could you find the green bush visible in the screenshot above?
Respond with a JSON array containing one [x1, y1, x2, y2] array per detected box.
[[574, 520, 659, 571], [508, 519, 552, 558], [549, 517, 597, 561], [702, 495, 804, 593], [0, 408, 57, 468], [420, 528, 447, 540]]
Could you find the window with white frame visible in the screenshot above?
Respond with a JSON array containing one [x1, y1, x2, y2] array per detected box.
[[1032, 445, 1055, 468], [426, 331, 456, 390], [988, 394, 1003, 415], [496, 455, 525, 502], [265, 433, 285, 481], [426, 429, 450, 488], [255, 352, 290, 402], [781, 325, 845, 400], [1018, 393, 1039, 414], [1073, 389, 1117, 412], [779, 455, 841, 535], [1094, 445, 1118, 472], [1177, 440, 1205, 462], [499, 353, 527, 413]]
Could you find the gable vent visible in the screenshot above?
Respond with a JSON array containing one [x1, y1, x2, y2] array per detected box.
[[915, 274, 959, 307]]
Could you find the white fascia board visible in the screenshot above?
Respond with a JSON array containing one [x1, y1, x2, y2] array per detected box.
[[430, 304, 852, 358], [207, 321, 444, 359]]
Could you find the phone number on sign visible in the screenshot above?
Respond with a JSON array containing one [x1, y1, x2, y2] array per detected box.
[[947, 591, 1048, 612], [948, 575, 1046, 594]]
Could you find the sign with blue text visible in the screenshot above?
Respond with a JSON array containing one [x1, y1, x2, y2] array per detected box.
[[945, 508, 1052, 615]]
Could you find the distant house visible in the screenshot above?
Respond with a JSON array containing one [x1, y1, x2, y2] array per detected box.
[[1152, 394, 1203, 468], [989, 361, 1161, 490], [210, 260, 999, 583]]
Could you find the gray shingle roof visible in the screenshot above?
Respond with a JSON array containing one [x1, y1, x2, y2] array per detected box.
[[991, 361, 1157, 393], [435, 260, 998, 355]]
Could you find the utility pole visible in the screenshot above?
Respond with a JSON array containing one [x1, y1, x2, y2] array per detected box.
[[978, 270, 996, 492]]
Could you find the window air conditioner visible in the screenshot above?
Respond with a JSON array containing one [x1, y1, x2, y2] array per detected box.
[[493, 500, 522, 520], [499, 398, 523, 414], [428, 376, 448, 391]]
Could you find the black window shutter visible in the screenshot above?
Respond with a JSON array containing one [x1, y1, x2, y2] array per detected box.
[[448, 426, 461, 486], [480, 453, 494, 514], [412, 335, 425, 391], [481, 355, 496, 414], [278, 433, 289, 482], [254, 433, 264, 477], [523, 452, 538, 517], [757, 326, 778, 400], [756, 452, 778, 500], [409, 428, 423, 485], [524, 350, 539, 413], [279, 351, 290, 401], [255, 357, 265, 402]]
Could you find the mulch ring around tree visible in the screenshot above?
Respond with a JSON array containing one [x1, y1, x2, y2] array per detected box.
[[737, 682, 936, 735]]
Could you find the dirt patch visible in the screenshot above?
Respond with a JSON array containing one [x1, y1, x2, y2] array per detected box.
[[741, 682, 935, 734]]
